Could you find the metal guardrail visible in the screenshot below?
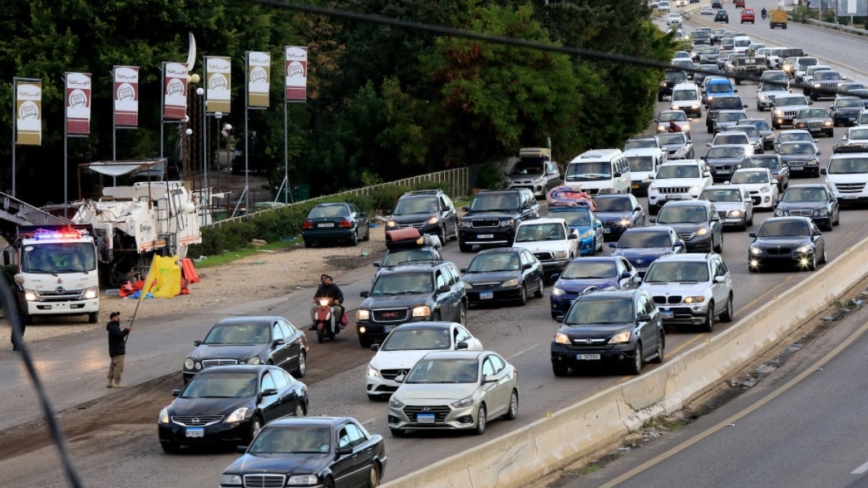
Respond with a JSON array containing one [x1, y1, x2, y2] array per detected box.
[[806, 18, 868, 36]]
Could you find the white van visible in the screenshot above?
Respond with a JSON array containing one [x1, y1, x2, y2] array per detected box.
[[821, 147, 868, 202], [564, 149, 632, 194], [671, 83, 703, 118], [733, 35, 752, 53], [624, 147, 663, 194]]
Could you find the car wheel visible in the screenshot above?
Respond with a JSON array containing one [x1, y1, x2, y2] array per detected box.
[[363, 227, 371, 241], [824, 219, 833, 232], [552, 363, 568, 376], [821, 245, 828, 264], [713, 233, 723, 253], [534, 278, 544, 299], [295, 351, 307, 378], [452, 222, 460, 241], [658, 93, 663, 102], [518, 284, 528, 306], [160, 441, 181, 454], [432, 310, 442, 321], [350, 230, 359, 246], [748, 214, 754, 227], [651, 332, 665, 364], [474, 404, 487, 435], [247, 417, 263, 445], [438, 226, 447, 247], [627, 344, 643, 375], [368, 463, 382, 488], [359, 336, 374, 348], [295, 403, 306, 417], [721, 293, 734, 322], [458, 303, 467, 325], [505, 390, 519, 420], [389, 428, 406, 437], [702, 304, 715, 332], [808, 252, 817, 271], [325, 477, 336, 488], [304, 240, 312, 248], [834, 211, 840, 226]]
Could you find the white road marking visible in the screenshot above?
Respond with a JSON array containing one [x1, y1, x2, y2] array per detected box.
[[508, 343, 540, 359], [851, 460, 868, 475]]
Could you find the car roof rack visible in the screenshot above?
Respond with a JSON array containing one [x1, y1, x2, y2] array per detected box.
[[403, 189, 441, 196]]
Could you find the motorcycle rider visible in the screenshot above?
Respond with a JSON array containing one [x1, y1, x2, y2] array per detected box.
[[761, 7, 767, 18], [309, 274, 345, 332]]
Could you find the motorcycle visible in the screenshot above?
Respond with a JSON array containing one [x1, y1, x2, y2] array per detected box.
[[761, 11, 767, 19], [313, 297, 341, 343]]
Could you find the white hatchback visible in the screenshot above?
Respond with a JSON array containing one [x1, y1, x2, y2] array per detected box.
[[728, 168, 778, 209]]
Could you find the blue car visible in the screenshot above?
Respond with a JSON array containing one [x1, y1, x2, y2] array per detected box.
[[547, 206, 604, 256], [593, 194, 646, 241], [609, 227, 685, 276], [549, 256, 639, 320]]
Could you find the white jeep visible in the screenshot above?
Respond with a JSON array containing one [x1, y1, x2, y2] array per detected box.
[[647, 160, 713, 214]]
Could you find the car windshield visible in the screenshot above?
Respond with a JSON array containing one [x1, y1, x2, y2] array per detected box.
[[715, 134, 748, 144], [382, 328, 452, 351], [798, 58, 818, 68], [394, 197, 438, 215], [382, 249, 437, 267], [644, 261, 709, 283], [778, 143, 814, 155], [371, 272, 433, 296], [594, 197, 633, 212], [707, 83, 732, 93], [627, 156, 655, 172], [815, 71, 841, 81], [656, 165, 700, 179], [657, 206, 708, 224], [515, 223, 566, 242], [469, 193, 520, 211], [701, 188, 742, 202], [204, 322, 270, 345], [565, 298, 634, 325], [775, 97, 807, 106], [780, 133, 811, 143], [745, 157, 780, 169], [730, 126, 759, 138], [625, 140, 657, 150], [549, 208, 592, 226], [799, 109, 828, 118], [740, 120, 771, 131], [718, 112, 747, 122], [249, 427, 331, 454], [760, 83, 787, 92], [617, 231, 673, 248], [665, 71, 688, 81], [561, 261, 618, 279], [708, 146, 745, 158], [828, 157, 868, 174], [673, 60, 693, 70], [660, 111, 688, 122], [181, 373, 257, 399], [406, 358, 478, 384], [838, 99, 865, 108], [848, 128, 868, 140], [673, 90, 698, 101], [657, 133, 688, 145], [510, 162, 544, 175], [20, 242, 96, 274], [731, 171, 769, 184], [734, 39, 751, 47], [782, 187, 827, 202], [758, 220, 811, 237], [467, 252, 521, 272], [567, 162, 612, 180], [308, 205, 349, 218]]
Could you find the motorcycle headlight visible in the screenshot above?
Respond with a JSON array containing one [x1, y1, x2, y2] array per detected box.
[[795, 245, 811, 253], [501, 219, 515, 227], [389, 397, 405, 409], [245, 357, 261, 365], [451, 395, 475, 409], [555, 332, 571, 344], [158, 407, 170, 424], [226, 407, 250, 423], [696, 227, 709, 236], [750, 246, 763, 255], [221, 475, 242, 486], [367, 365, 380, 378], [552, 287, 565, 297], [760, 186, 770, 193], [356, 309, 370, 321], [183, 358, 195, 370], [553, 251, 568, 259], [386, 221, 396, 228], [501, 278, 520, 287], [288, 475, 319, 486], [683, 296, 706, 303], [412, 306, 431, 317], [608, 331, 632, 344]]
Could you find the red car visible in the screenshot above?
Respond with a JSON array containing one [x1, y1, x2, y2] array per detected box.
[[741, 7, 755, 22], [735, 0, 745, 6]]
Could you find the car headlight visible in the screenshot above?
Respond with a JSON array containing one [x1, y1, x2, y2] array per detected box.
[[501, 219, 515, 227], [608, 331, 632, 344], [220, 474, 242, 486], [367, 365, 380, 378], [696, 227, 709, 236], [158, 407, 170, 424], [707, 96, 715, 102], [463, 282, 472, 290], [184, 358, 195, 370], [691, 104, 700, 109], [775, 209, 784, 216], [82, 286, 99, 299], [795, 245, 811, 253], [501, 278, 520, 287], [690, 185, 701, 194], [389, 396, 404, 408], [386, 221, 396, 228], [727, 210, 743, 217], [357, 309, 370, 321], [760, 186, 770, 193], [581, 229, 595, 239], [806, 159, 818, 166], [225, 407, 250, 423], [750, 247, 762, 255], [23, 289, 37, 301], [451, 395, 475, 409], [287, 475, 319, 486], [814, 83, 820, 88], [764, 133, 775, 140], [649, 185, 659, 192], [759, 94, 768, 101], [553, 251, 568, 259], [660, 82, 667, 87], [534, 176, 545, 182], [824, 120, 833, 126], [774, 110, 783, 116], [815, 208, 829, 216], [428, 216, 440, 225], [552, 287, 565, 297], [460, 221, 472, 228], [555, 332, 570, 344], [684, 296, 706, 303], [658, 125, 667, 132], [412, 305, 431, 317], [245, 357, 261, 365]]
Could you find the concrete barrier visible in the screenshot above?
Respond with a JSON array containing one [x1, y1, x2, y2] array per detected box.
[[382, 237, 868, 488]]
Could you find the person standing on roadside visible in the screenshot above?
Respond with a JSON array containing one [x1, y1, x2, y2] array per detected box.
[[106, 312, 130, 388]]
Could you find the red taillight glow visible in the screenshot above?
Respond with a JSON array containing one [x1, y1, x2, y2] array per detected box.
[[338, 220, 352, 228], [302, 221, 314, 230]]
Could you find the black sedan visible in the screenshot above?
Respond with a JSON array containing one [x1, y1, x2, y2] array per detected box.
[[550, 289, 664, 376], [183, 316, 308, 384], [302, 202, 370, 247], [774, 183, 840, 231], [593, 194, 646, 240], [159, 365, 309, 453], [219, 416, 387, 488], [748, 216, 827, 271], [736, 119, 776, 150], [777, 142, 821, 177], [461, 247, 544, 306], [659, 70, 688, 101]]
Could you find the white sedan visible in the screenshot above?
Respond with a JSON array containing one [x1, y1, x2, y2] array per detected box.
[[701, 5, 714, 14], [667, 13, 683, 25]]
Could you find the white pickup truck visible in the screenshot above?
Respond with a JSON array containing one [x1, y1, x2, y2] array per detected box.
[[822, 146, 868, 203]]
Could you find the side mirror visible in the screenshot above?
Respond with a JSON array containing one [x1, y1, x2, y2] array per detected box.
[[360, 291, 369, 298], [634, 206, 643, 212], [372, 262, 380, 268], [171, 389, 181, 397], [648, 174, 655, 180], [394, 374, 405, 383], [460, 268, 467, 273], [555, 315, 565, 322], [261, 388, 278, 397], [735, 90, 739, 93], [653, 119, 659, 123], [609, 242, 617, 248], [706, 142, 713, 148], [621, 271, 632, 279], [437, 285, 450, 294], [808, 100, 814, 105], [820, 168, 827, 175], [842, 136, 847, 141], [370, 343, 380, 351], [649, 217, 657, 223], [724, 180, 731, 185], [272, 338, 285, 348], [632, 275, 642, 284], [236, 445, 248, 454], [456, 341, 469, 350], [613, 172, 622, 178], [463, 206, 470, 212], [714, 276, 726, 283], [523, 263, 533, 270], [551, 273, 560, 281], [569, 232, 579, 240], [483, 374, 498, 384], [675, 240, 686, 248], [193, 340, 202, 346], [385, 209, 393, 216], [749, 232, 757, 237], [337, 446, 354, 456], [637, 314, 652, 322], [703, 172, 711, 177], [595, 221, 602, 229]]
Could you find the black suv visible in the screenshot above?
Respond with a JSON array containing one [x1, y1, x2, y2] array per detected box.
[[706, 95, 746, 133], [458, 188, 539, 252], [658, 70, 689, 101], [653, 200, 724, 253], [385, 190, 459, 245], [356, 261, 467, 347]]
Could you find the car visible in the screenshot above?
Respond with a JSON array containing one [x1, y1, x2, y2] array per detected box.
[[658, 1, 671, 10], [609, 227, 686, 276], [594, 194, 646, 240], [737, 118, 777, 149], [709, 130, 754, 156], [219, 416, 386, 488], [775, 129, 818, 154], [728, 168, 779, 210], [821, 146, 868, 203], [692, 29, 713, 46], [712, 0, 723, 7], [656, 109, 692, 134], [770, 93, 812, 129], [714, 9, 729, 22], [706, 95, 745, 133], [159, 365, 309, 453], [366, 321, 483, 399], [839, 125, 868, 146], [740, 7, 755, 23], [793, 108, 834, 138], [741, 154, 790, 190], [703, 144, 750, 182], [758, 69, 790, 89], [702, 5, 714, 14], [694, 64, 722, 87], [774, 183, 840, 230], [777, 142, 821, 177], [712, 110, 749, 134], [461, 247, 545, 305], [653, 199, 724, 252], [809, 70, 845, 101], [831, 97, 865, 127], [458, 188, 539, 252], [756, 80, 790, 112], [356, 261, 468, 347], [670, 83, 703, 117], [748, 216, 827, 271], [511, 218, 580, 280], [182, 316, 309, 384], [667, 13, 683, 25], [851, 91, 868, 109], [301, 202, 370, 248], [732, 35, 752, 53], [671, 58, 696, 79], [704, 77, 735, 105], [549, 256, 639, 319], [547, 205, 605, 255], [723, 52, 744, 74], [639, 252, 734, 331], [697, 47, 721, 64], [384, 190, 459, 246], [656, 131, 695, 161], [624, 147, 665, 195], [726, 125, 764, 154], [719, 38, 735, 51], [861, 111, 868, 125], [699, 185, 755, 229], [387, 350, 518, 436], [798, 63, 830, 87], [623, 138, 668, 166], [710, 28, 729, 43], [659, 69, 689, 101], [838, 82, 866, 94], [551, 289, 665, 376], [373, 245, 443, 282], [647, 160, 713, 214], [505, 149, 562, 197]]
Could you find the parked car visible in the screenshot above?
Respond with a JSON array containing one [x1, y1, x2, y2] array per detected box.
[[699, 185, 754, 229], [653, 200, 724, 252], [458, 189, 539, 252], [219, 416, 386, 488], [774, 183, 840, 230], [182, 316, 308, 384], [159, 365, 309, 453], [385, 190, 459, 245], [748, 216, 827, 271], [609, 227, 686, 276], [461, 247, 545, 306], [302, 202, 370, 248], [511, 218, 580, 280], [593, 194, 646, 240]]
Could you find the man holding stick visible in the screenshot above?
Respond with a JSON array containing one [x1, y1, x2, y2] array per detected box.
[[106, 311, 130, 388]]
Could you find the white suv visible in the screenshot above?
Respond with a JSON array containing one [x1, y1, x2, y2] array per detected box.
[[728, 168, 778, 209], [708, 131, 755, 157], [512, 218, 579, 279], [648, 160, 713, 213], [821, 148, 868, 203]]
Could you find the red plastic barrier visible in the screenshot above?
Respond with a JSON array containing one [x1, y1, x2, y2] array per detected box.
[[180, 258, 201, 284]]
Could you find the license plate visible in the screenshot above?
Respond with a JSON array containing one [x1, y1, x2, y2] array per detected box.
[[790, 166, 803, 171], [603, 228, 611, 234], [667, 195, 683, 200], [716, 170, 731, 174], [416, 413, 435, 424], [318, 222, 334, 228], [808, 128, 822, 132], [185, 427, 204, 438], [576, 354, 601, 360], [480, 291, 493, 300], [477, 234, 494, 239], [843, 195, 858, 199], [661, 310, 675, 319]]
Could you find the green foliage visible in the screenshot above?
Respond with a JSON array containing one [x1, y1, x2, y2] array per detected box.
[[790, 5, 811, 22], [476, 162, 508, 190], [822, 10, 837, 23]]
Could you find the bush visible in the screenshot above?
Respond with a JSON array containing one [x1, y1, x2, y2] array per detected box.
[[476, 161, 507, 190], [790, 5, 810, 22]]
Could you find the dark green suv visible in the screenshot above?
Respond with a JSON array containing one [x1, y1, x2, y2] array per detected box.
[[458, 189, 540, 252]]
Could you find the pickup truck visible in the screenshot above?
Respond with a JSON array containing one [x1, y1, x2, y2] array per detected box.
[[769, 9, 788, 29]]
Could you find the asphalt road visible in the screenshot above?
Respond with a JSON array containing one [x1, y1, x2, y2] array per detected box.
[[2, 11, 868, 487]]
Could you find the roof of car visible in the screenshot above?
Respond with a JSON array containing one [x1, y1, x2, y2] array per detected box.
[[392, 321, 460, 331], [566, 256, 624, 264], [661, 199, 713, 208], [267, 416, 353, 429], [786, 183, 829, 189], [703, 184, 742, 191], [762, 216, 814, 224], [215, 316, 284, 325], [383, 261, 449, 273], [652, 252, 715, 263], [623, 226, 673, 234], [623, 147, 664, 157], [313, 202, 351, 208], [577, 289, 643, 300], [780, 129, 812, 134], [733, 167, 770, 173], [661, 160, 701, 166], [476, 189, 527, 195], [420, 350, 487, 361], [475, 247, 525, 255], [517, 217, 567, 226], [594, 194, 634, 201]]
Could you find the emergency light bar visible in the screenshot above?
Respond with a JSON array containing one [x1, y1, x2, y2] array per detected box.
[[17, 225, 94, 241]]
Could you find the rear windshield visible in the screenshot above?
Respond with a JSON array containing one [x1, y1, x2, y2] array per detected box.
[[710, 97, 743, 109]]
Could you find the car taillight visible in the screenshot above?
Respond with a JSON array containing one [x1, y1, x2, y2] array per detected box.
[[303, 221, 314, 229], [338, 220, 352, 228]]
